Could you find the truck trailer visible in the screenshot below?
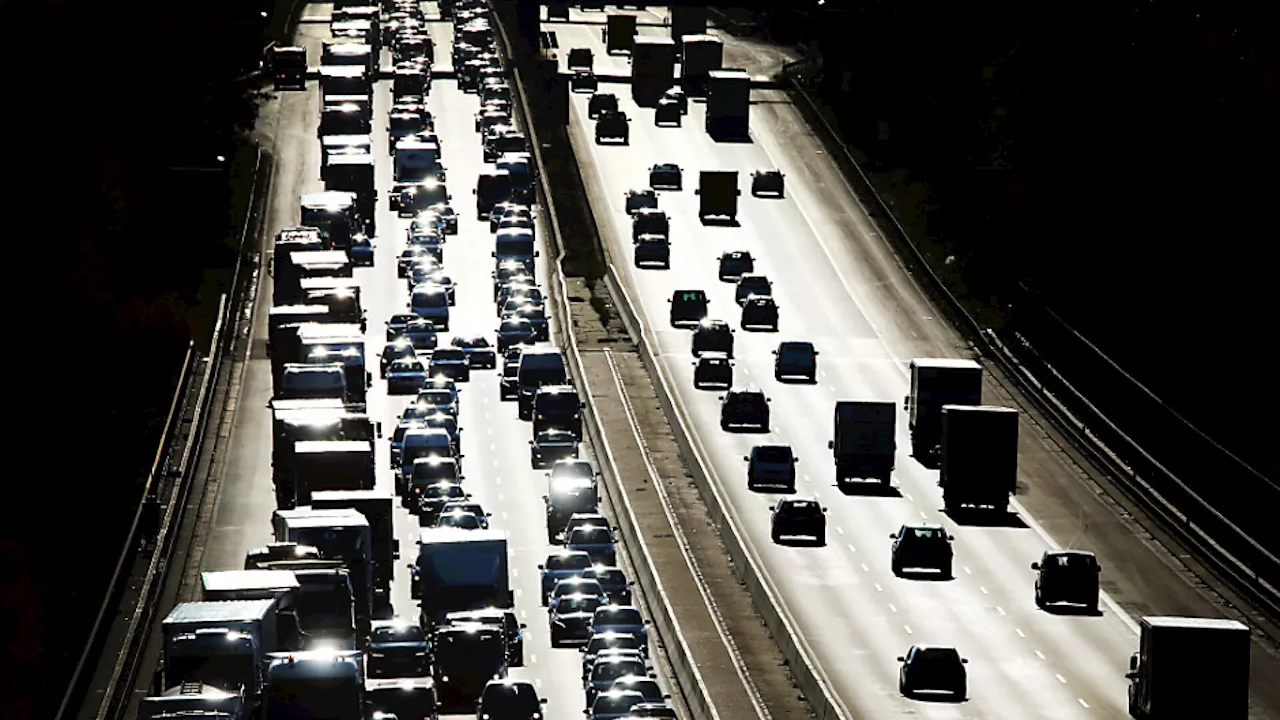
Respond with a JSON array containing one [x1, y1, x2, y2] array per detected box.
[[311, 488, 399, 615], [829, 400, 896, 486], [321, 153, 377, 237], [705, 68, 750, 140], [695, 170, 740, 222], [300, 192, 363, 251], [939, 405, 1019, 513], [200, 570, 301, 651], [263, 650, 364, 720], [414, 528, 512, 627], [631, 35, 676, 107], [272, 249, 352, 306], [679, 34, 722, 96], [159, 599, 278, 710], [904, 357, 983, 464], [273, 509, 374, 643], [1125, 616, 1250, 719], [139, 683, 245, 720], [290, 440, 375, 505], [604, 13, 637, 55]]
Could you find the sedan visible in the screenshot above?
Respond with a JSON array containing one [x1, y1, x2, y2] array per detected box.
[[735, 274, 773, 305], [770, 498, 827, 545], [890, 524, 954, 578], [368, 619, 430, 678], [497, 318, 536, 352], [582, 565, 632, 606], [581, 632, 642, 680], [717, 251, 754, 281], [624, 188, 658, 215], [530, 429, 580, 468], [379, 340, 416, 379], [585, 659, 648, 708], [549, 594, 606, 647], [386, 313, 418, 341], [898, 645, 967, 700], [588, 690, 645, 720], [435, 509, 484, 530], [452, 335, 497, 368], [403, 318, 439, 351], [648, 163, 682, 190], [428, 348, 471, 382], [538, 549, 594, 603], [440, 501, 490, 529], [398, 247, 435, 278], [773, 341, 818, 382], [750, 169, 785, 197], [628, 703, 678, 718], [476, 679, 544, 720], [386, 358, 428, 395], [692, 353, 733, 390], [590, 606, 649, 657], [427, 202, 457, 234], [547, 576, 607, 609]]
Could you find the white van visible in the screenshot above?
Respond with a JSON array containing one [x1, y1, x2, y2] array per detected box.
[[411, 283, 450, 331]]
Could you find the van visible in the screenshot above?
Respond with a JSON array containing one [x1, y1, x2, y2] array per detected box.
[[399, 428, 458, 482], [517, 346, 567, 420], [280, 363, 348, 402], [494, 227, 537, 273], [475, 170, 512, 219], [410, 284, 450, 331], [533, 385, 584, 439], [496, 155, 534, 204]]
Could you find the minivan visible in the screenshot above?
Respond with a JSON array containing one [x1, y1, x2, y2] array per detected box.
[[517, 346, 567, 421], [410, 283, 450, 331], [399, 428, 458, 483]]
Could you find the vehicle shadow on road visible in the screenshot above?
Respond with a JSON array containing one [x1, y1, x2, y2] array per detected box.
[[895, 570, 954, 582], [904, 691, 967, 704], [700, 217, 742, 227], [774, 537, 827, 548], [1040, 604, 1105, 618], [835, 482, 903, 499], [941, 508, 1029, 529]]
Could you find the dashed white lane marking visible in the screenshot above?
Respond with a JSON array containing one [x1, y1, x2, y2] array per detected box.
[[860, 563, 869, 572], [903, 492, 914, 502], [874, 583, 883, 592], [996, 606, 1005, 616], [903, 625, 913, 635], [1015, 628, 1026, 639], [888, 603, 898, 613], [1035, 650, 1046, 660], [1078, 699, 1089, 708], [835, 526, 844, 535], [847, 544, 856, 553], [963, 566, 972, 575], [979, 586, 988, 595], [1056, 674, 1067, 684], [918, 511, 928, 520]]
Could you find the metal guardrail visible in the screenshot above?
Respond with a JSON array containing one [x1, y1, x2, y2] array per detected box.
[[777, 71, 1280, 616], [58, 142, 265, 720]]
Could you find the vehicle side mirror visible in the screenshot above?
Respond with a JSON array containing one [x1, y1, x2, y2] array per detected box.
[[743, 456, 749, 462], [960, 658, 969, 664], [768, 505, 776, 511], [1128, 655, 1139, 672], [896, 656, 906, 662], [814, 351, 819, 355], [903, 395, 910, 409], [1097, 566, 1103, 572], [472, 188, 477, 194], [823, 507, 829, 512], [537, 564, 544, 570], [890, 533, 898, 539], [1031, 562, 1040, 570], [794, 457, 800, 463]]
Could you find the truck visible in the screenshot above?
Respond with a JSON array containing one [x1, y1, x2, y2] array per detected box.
[[201, 570, 302, 651], [263, 650, 364, 720], [290, 440, 375, 505], [299, 279, 365, 328], [394, 139, 444, 182], [939, 405, 1018, 513], [272, 249, 352, 306], [319, 102, 372, 137], [829, 401, 896, 486], [669, 5, 708, 41], [273, 509, 374, 643], [414, 528, 513, 627], [695, 170, 740, 222], [311, 488, 399, 615], [321, 153, 377, 237], [139, 683, 245, 720], [321, 40, 374, 77], [904, 358, 983, 463], [319, 64, 371, 100], [604, 13, 637, 55], [271, 46, 307, 91], [705, 68, 751, 140], [300, 191, 363, 251], [274, 225, 327, 253], [270, 400, 377, 508], [365, 677, 438, 720], [267, 306, 332, 362], [159, 599, 278, 710], [630, 36, 676, 107], [680, 34, 722, 96], [259, 562, 357, 650], [432, 622, 509, 710], [1125, 616, 1250, 719]]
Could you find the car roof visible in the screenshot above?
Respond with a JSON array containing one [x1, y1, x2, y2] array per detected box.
[[902, 522, 946, 531]]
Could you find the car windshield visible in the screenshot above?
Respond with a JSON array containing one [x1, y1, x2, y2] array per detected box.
[[916, 647, 961, 665], [438, 513, 481, 529], [372, 625, 425, 643], [595, 693, 641, 714], [1046, 553, 1097, 571], [426, 484, 464, 499], [557, 579, 601, 595], [755, 446, 792, 463], [569, 528, 612, 545], [546, 554, 591, 571], [456, 337, 488, 348], [433, 349, 467, 362], [503, 365, 519, 378], [392, 360, 424, 372], [481, 684, 539, 712], [539, 431, 575, 444], [588, 568, 626, 585], [419, 391, 453, 406], [556, 596, 603, 613], [406, 321, 435, 333], [598, 608, 642, 626], [903, 527, 944, 541], [551, 462, 594, 482], [588, 633, 637, 653], [594, 660, 645, 682], [616, 679, 660, 699], [500, 320, 531, 333], [741, 277, 769, 292]]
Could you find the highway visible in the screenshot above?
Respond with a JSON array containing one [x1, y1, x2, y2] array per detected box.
[[549, 6, 1280, 720], [180, 3, 677, 719]]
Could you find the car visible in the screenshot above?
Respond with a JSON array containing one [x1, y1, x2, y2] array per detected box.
[[476, 678, 545, 720], [398, 247, 435, 278], [539, 549, 595, 603], [890, 523, 954, 578], [595, 110, 630, 144], [588, 689, 646, 720], [897, 645, 967, 700], [585, 659, 649, 708], [668, 289, 708, 328], [500, 361, 521, 401], [770, 498, 827, 544], [407, 456, 463, 501], [549, 593, 606, 647], [571, 69, 598, 92], [349, 234, 374, 266], [477, 106, 511, 134], [583, 648, 646, 685], [773, 341, 817, 382], [654, 99, 681, 126], [560, 511, 608, 540], [751, 169, 785, 197], [590, 605, 649, 656], [497, 317, 535, 352], [1032, 550, 1101, 611], [717, 251, 755, 281], [414, 481, 470, 524], [386, 357, 428, 394], [565, 525, 617, 565], [719, 388, 769, 430], [501, 285, 544, 309], [624, 188, 658, 215], [435, 509, 484, 529], [415, 383, 460, 414], [403, 318, 439, 352], [692, 353, 733, 389], [368, 619, 430, 678], [494, 260, 534, 298], [691, 319, 734, 358], [490, 203, 532, 233], [589, 91, 619, 119], [427, 203, 458, 234], [740, 295, 779, 331], [530, 428, 580, 468], [499, 295, 537, 319], [379, 340, 416, 378], [630, 208, 668, 241], [581, 631, 642, 680], [745, 445, 798, 491], [440, 501, 490, 529], [428, 348, 471, 382], [548, 576, 607, 609], [660, 86, 687, 114], [633, 235, 670, 268], [451, 335, 497, 368], [606, 676, 665, 707], [735, 274, 773, 304], [648, 163, 682, 190], [582, 565, 632, 606], [549, 458, 598, 485], [626, 702, 678, 718], [386, 313, 418, 341], [568, 46, 594, 70], [510, 305, 550, 342], [405, 258, 444, 292], [445, 608, 527, 666]]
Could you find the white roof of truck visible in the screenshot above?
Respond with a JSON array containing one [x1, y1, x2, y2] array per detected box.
[[708, 68, 750, 80], [287, 249, 351, 265], [162, 599, 276, 625], [1142, 616, 1250, 632], [417, 527, 508, 545], [910, 357, 981, 370], [294, 440, 371, 454], [202, 570, 300, 593], [300, 191, 358, 208], [942, 404, 1017, 415], [275, 508, 369, 528]]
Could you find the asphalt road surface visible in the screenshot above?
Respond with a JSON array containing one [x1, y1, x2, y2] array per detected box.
[[551, 5, 1280, 720]]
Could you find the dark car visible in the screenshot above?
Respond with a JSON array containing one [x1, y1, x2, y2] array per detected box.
[[691, 320, 733, 358], [452, 335, 497, 368], [445, 608, 527, 667], [654, 98, 681, 126], [719, 388, 769, 431], [428, 348, 471, 382], [735, 274, 772, 305], [669, 290, 708, 328], [661, 86, 687, 114], [649, 163, 682, 190], [770, 498, 826, 544], [746, 444, 797, 491], [386, 312, 418, 341], [625, 188, 658, 215], [414, 481, 470, 525], [627, 702, 679, 718], [773, 341, 817, 382], [497, 317, 535, 352], [633, 235, 670, 268], [565, 525, 618, 566], [500, 361, 521, 400], [717, 251, 754, 281], [571, 69, 598, 92], [549, 593, 606, 647], [740, 296, 779, 331], [386, 357, 428, 395], [897, 645, 967, 700], [890, 524, 954, 578], [1033, 550, 1101, 611], [586, 659, 648, 708], [380, 340, 416, 378], [751, 169, 785, 197], [582, 565, 632, 606], [692, 353, 733, 389], [589, 91, 618, 119], [476, 679, 545, 720], [530, 429, 580, 468], [631, 208, 669, 241], [368, 619, 430, 678]]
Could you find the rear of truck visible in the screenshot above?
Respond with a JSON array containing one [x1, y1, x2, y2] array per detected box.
[[705, 69, 750, 140], [906, 358, 983, 463], [939, 405, 1018, 513], [416, 530, 513, 627], [831, 401, 896, 485], [1129, 616, 1251, 719], [696, 171, 740, 221]]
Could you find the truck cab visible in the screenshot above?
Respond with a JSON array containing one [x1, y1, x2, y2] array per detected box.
[[432, 623, 509, 709], [475, 170, 513, 219], [271, 46, 307, 91], [695, 170, 740, 222]]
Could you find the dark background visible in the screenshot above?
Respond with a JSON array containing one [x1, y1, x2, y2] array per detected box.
[[23, 1, 1275, 719]]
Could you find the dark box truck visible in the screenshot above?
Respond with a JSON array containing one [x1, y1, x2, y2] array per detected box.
[[696, 170, 740, 222], [1126, 616, 1250, 719], [605, 14, 636, 55], [904, 357, 982, 464], [705, 68, 750, 140], [830, 400, 896, 486], [938, 405, 1018, 513]]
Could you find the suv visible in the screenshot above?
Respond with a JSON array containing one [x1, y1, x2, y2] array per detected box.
[[692, 320, 733, 357], [897, 645, 967, 700], [669, 290, 708, 327], [649, 163, 682, 190], [595, 109, 630, 144], [750, 169, 785, 197], [588, 91, 618, 119], [476, 678, 544, 720], [890, 524, 954, 578], [741, 296, 779, 331], [693, 353, 733, 389], [717, 250, 754, 281], [633, 235, 670, 268], [770, 498, 826, 544], [773, 341, 818, 381], [735, 274, 772, 304], [1032, 550, 1101, 612], [625, 188, 658, 215], [719, 388, 769, 431], [745, 445, 798, 491]]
